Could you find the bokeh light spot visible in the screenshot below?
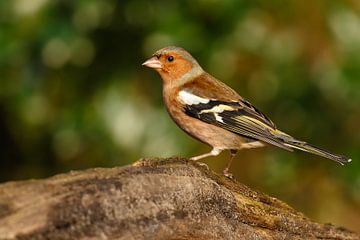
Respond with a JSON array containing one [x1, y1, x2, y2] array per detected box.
[[42, 38, 71, 69]]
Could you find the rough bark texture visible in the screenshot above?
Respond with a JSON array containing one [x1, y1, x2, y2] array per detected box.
[[0, 157, 358, 240]]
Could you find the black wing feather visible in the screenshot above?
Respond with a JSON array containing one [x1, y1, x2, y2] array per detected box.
[[184, 99, 293, 151]]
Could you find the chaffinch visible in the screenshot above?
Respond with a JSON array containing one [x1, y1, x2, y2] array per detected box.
[[142, 46, 351, 175]]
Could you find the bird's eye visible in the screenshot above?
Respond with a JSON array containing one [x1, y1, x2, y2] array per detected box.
[[167, 56, 174, 62]]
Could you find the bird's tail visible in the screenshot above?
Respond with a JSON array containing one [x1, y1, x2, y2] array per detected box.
[[283, 140, 351, 165]]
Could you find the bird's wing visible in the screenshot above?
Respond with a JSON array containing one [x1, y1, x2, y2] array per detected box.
[[181, 92, 296, 151]]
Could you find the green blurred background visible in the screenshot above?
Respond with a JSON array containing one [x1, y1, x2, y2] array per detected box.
[[1, 0, 359, 232]]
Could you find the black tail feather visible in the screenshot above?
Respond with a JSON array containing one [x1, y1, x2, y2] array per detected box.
[[284, 141, 351, 164]]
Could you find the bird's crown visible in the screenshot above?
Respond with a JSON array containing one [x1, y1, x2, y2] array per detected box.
[[153, 46, 198, 65]]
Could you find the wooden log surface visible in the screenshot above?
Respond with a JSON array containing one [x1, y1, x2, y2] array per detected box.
[[0, 157, 358, 240]]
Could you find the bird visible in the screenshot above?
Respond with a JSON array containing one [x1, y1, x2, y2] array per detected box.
[[142, 46, 351, 176]]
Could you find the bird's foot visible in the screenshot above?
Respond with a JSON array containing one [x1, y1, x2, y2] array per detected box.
[[223, 168, 234, 179], [198, 162, 210, 170], [190, 160, 210, 171]]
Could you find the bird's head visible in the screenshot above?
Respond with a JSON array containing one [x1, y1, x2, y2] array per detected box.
[[142, 46, 203, 85]]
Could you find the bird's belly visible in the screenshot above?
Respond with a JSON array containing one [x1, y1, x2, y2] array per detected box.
[[169, 109, 245, 150]]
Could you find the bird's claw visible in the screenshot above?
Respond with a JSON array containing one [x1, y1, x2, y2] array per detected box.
[[223, 169, 234, 179], [194, 161, 209, 171]]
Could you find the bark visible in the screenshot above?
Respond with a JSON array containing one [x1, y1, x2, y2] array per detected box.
[[0, 157, 358, 240]]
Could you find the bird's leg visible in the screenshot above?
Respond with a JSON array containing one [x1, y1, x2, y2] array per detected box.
[[190, 148, 222, 161], [190, 148, 222, 170], [223, 149, 238, 178]]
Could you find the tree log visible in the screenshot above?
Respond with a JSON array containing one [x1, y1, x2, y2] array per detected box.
[[0, 157, 358, 240]]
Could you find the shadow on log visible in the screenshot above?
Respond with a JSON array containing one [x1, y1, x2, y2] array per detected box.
[[0, 157, 358, 240]]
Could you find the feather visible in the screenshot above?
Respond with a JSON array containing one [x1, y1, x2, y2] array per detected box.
[[183, 98, 293, 151], [183, 96, 352, 163]]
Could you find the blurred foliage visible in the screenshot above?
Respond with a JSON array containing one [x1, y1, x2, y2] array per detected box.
[[0, 0, 360, 231]]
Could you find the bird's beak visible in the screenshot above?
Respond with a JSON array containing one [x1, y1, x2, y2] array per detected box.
[[142, 56, 162, 69]]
